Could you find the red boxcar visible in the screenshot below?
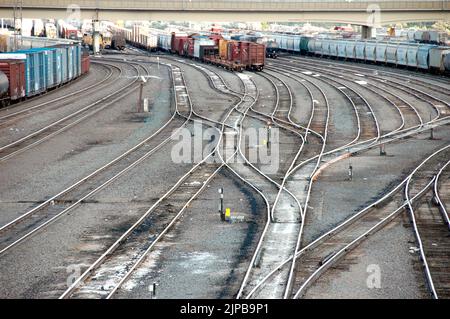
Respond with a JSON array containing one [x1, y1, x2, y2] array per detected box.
[[171, 34, 188, 55], [184, 38, 195, 57], [81, 55, 90, 75], [248, 42, 265, 71], [0, 59, 26, 101]]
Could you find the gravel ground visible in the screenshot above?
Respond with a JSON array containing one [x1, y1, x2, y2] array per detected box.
[[303, 212, 427, 299], [303, 126, 450, 245], [0, 62, 172, 226], [300, 125, 450, 298], [114, 168, 266, 299], [0, 63, 109, 118], [0, 62, 130, 146]]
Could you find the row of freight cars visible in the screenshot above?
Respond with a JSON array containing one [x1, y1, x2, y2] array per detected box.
[[271, 34, 450, 74], [118, 27, 266, 71], [405, 30, 448, 45], [0, 44, 89, 107], [229, 34, 279, 58]]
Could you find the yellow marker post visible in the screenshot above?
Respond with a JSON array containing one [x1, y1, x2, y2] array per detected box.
[[225, 208, 231, 220]]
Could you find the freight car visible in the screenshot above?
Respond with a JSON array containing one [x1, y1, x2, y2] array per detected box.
[[165, 33, 265, 71], [272, 33, 450, 74], [111, 34, 126, 51], [230, 34, 279, 58], [0, 59, 26, 107], [0, 43, 89, 107], [0, 69, 11, 107]]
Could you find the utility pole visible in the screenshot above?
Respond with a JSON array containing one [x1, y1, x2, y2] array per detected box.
[[92, 0, 101, 55], [13, 0, 23, 51], [218, 188, 224, 221]]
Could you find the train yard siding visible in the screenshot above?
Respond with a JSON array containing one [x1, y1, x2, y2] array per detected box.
[[0, 46, 448, 300]]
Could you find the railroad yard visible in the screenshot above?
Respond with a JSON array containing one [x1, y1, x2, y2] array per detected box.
[[0, 29, 449, 301]]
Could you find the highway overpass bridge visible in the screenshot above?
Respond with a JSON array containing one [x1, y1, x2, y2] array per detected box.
[[1, 0, 449, 25]]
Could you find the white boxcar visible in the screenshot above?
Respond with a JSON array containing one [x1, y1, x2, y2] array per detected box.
[[194, 39, 216, 58]]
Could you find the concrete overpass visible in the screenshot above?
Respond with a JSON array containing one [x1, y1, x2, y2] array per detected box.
[[0, 0, 449, 25]]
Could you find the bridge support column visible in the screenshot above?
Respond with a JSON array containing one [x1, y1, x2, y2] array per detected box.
[[361, 26, 376, 39]]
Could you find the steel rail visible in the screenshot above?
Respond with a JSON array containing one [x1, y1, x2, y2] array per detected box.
[[434, 160, 450, 230], [0, 61, 141, 162], [0, 61, 117, 124], [279, 55, 450, 97], [272, 60, 425, 130], [278, 56, 448, 118], [0, 62, 195, 256]]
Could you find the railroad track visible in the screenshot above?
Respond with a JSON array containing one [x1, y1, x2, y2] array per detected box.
[[59, 61, 250, 299], [168, 57, 307, 299], [434, 161, 450, 230], [0, 61, 196, 256], [0, 62, 117, 125], [279, 55, 450, 98], [268, 63, 381, 144], [239, 60, 448, 299], [244, 144, 450, 299], [0, 61, 145, 162], [276, 57, 449, 120], [406, 150, 450, 299]]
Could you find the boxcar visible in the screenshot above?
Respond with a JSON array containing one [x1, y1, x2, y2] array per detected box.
[[293, 37, 301, 53], [248, 42, 265, 71], [0, 59, 26, 103], [11, 49, 46, 96], [194, 39, 216, 59], [286, 36, 295, 52]]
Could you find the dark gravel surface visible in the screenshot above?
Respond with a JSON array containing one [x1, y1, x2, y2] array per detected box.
[[0, 62, 110, 118], [114, 169, 266, 299], [0, 61, 173, 227], [301, 126, 450, 298], [304, 212, 427, 299], [0, 62, 130, 146]]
